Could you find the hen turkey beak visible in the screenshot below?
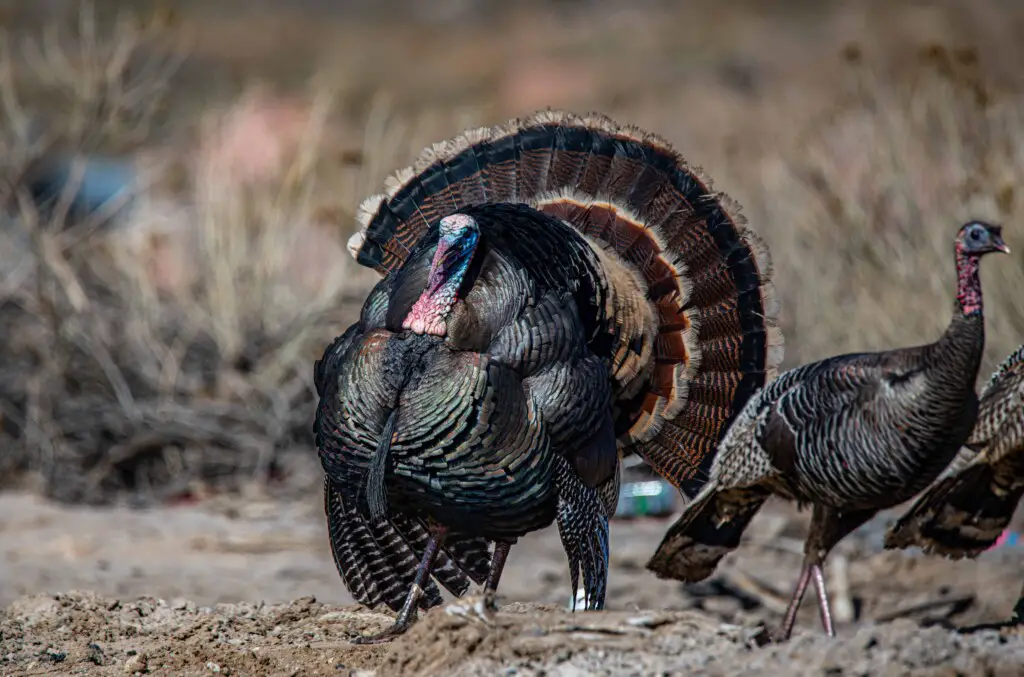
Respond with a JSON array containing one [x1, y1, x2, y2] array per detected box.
[[994, 237, 1011, 254]]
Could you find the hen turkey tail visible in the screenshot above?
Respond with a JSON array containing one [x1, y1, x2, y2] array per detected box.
[[348, 110, 783, 500], [646, 481, 771, 581], [883, 456, 1024, 558]]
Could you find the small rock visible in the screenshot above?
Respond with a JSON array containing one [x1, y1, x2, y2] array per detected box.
[[124, 651, 148, 673], [87, 643, 106, 665], [41, 648, 66, 663], [626, 615, 673, 629]]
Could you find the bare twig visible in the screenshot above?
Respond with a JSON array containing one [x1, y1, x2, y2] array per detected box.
[[831, 555, 855, 624], [874, 595, 976, 623]]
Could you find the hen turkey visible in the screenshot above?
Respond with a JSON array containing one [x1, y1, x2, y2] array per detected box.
[[314, 110, 783, 642], [646, 221, 1009, 641], [884, 343, 1024, 626]]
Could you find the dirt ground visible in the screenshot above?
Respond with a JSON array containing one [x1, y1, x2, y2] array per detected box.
[[2, 490, 1022, 676]]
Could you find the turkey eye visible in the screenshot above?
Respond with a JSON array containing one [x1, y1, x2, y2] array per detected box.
[[969, 228, 982, 241]]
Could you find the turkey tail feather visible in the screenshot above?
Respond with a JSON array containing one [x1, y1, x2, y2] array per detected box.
[[884, 461, 1024, 558], [350, 110, 784, 501], [646, 483, 770, 581]]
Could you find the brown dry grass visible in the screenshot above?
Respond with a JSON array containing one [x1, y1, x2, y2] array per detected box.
[[2, 0, 1024, 503]]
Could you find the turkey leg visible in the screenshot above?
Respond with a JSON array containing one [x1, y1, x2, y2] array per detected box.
[[440, 539, 516, 624], [486, 540, 513, 593], [774, 505, 875, 642], [480, 540, 514, 612], [474, 539, 514, 616], [351, 524, 449, 645], [1012, 582, 1023, 625]]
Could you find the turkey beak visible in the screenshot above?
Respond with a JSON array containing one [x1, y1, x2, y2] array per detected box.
[[994, 236, 1011, 255]]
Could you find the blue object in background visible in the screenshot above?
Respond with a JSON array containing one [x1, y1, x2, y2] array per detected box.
[[26, 154, 137, 222], [614, 477, 677, 519]]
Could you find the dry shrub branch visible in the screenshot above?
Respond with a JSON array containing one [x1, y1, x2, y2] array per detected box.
[[0, 3, 380, 505], [737, 43, 1024, 370]]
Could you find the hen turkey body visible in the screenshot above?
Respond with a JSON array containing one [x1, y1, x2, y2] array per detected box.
[[646, 220, 1010, 641]]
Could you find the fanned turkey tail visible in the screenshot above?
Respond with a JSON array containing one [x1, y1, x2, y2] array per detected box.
[[348, 109, 784, 501]]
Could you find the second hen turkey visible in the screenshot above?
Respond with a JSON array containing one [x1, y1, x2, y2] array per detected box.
[[647, 220, 1010, 641], [314, 110, 783, 642]]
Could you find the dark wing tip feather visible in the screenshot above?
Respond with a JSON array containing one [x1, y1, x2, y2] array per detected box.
[[324, 476, 445, 612]]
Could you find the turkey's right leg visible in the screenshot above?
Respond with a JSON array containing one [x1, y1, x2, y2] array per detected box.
[[351, 524, 448, 645], [486, 540, 513, 594]]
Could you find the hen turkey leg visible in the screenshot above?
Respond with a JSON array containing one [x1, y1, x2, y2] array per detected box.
[[775, 505, 875, 642], [351, 524, 448, 645]]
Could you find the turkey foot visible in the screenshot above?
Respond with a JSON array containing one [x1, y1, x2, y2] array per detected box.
[[350, 525, 448, 645], [440, 539, 514, 625], [444, 591, 499, 625], [351, 593, 422, 645]]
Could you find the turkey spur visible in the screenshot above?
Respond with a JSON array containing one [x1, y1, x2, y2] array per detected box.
[[647, 220, 1009, 642], [314, 110, 783, 642]]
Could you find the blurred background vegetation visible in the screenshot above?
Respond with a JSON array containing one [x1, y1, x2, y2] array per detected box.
[[2, 0, 1023, 507]]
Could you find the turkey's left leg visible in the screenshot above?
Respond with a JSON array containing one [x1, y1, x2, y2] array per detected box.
[[351, 524, 448, 644]]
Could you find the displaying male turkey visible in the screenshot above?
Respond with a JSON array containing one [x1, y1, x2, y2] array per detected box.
[[313, 110, 783, 643], [646, 220, 1010, 642], [884, 343, 1024, 626]]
